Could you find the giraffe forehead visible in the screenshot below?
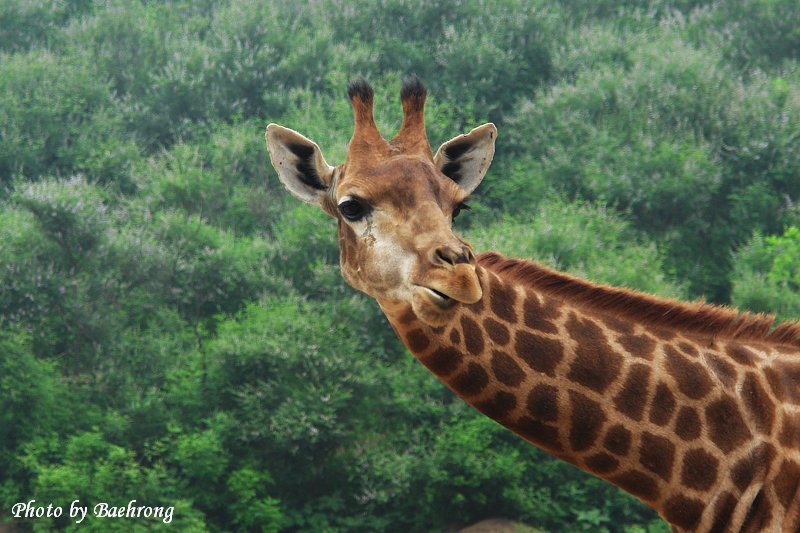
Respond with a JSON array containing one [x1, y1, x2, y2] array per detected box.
[[337, 157, 463, 209]]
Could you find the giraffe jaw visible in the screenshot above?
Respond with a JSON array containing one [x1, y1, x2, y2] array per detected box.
[[411, 288, 456, 326]]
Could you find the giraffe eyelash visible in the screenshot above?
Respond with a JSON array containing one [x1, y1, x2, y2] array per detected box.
[[452, 202, 471, 220]]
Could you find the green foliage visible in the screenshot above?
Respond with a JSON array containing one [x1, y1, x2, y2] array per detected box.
[[14, 178, 110, 263], [2, 1, 799, 532], [503, 28, 800, 300], [624, 520, 673, 533], [0, 0, 84, 52], [210, 298, 373, 457], [22, 431, 207, 532], [149, 211, 271, 324], [227, 468, 283, 533], [768, 226, 800, 289], [467, 198, 685, 298], [325, 0, 554, 121], [731, 227, 800, 321], [690, 0, 800, 68], [207, 296, 391, 530], [0, 52, 133, 188], [137, 120, 276, 234], [0, 330, 69, 507]]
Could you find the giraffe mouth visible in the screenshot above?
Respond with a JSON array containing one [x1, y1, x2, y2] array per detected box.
[[410, 265, 482, 323], [419, 286, 456, 309], [410, 267, 481, 326]]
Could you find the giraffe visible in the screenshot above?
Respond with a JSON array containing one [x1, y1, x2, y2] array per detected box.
[[265, 77, 800, 532]]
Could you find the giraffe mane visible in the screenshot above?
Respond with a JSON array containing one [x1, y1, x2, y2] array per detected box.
[[478, 252, 800, 349]]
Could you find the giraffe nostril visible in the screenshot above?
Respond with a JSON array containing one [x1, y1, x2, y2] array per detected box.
[[433, 244, 472, 267], [465, 247, 476, 264], [433, 246, 455, 266]]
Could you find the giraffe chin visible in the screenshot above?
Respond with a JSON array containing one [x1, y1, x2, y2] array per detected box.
[[411, 289, 458, 327]]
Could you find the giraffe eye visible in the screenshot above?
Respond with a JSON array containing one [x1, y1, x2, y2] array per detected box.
[[452, 202, 471, 220], [338, 197, 370, 222]]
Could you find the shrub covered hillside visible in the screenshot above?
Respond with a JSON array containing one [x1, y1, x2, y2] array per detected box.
[[1, 1, 798, 532]]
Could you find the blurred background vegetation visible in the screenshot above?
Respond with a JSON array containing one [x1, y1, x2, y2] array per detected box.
[[0, 1, 798, 531]]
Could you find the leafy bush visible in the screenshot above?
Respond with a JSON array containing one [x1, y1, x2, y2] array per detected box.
[[731, 227, 800, 321], [504, 29, 800, 299], [137, 120, 275, 235], [325, 0, 554, 121], [22, 430, 208, 532], [689, 0, 800, 68], [0, 330, 69, 508], [227, 468, 284, 533], [0, 0, 83, 52], [0, 52, 133, 187], [467, 197, 685, 298]]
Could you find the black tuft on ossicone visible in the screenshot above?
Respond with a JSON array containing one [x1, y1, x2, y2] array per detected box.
[[347, 76, 374, 104], [400, 75, 427, 109]]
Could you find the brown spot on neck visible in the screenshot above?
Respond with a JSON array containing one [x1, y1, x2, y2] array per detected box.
[[706, 395, 752, 453], [489, 274, 518, 323], [565, 313, 622, 393], [663, 496, 704, 530], [680, 448, 719, 491], [638, 432, 675, 482]]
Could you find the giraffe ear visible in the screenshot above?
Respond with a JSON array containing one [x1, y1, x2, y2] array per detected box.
[[265, 124, 335, 204], [433, 123, 497, 194]]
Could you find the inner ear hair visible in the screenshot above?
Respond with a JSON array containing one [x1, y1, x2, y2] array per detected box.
[[440, 140, 474, 183], [265, 123, 335, 204], [434, 123, 497, 195], [288, 143, 326, 191]]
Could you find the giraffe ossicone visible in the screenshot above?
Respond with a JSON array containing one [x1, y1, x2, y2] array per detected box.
[[266, 78, 800, 532]]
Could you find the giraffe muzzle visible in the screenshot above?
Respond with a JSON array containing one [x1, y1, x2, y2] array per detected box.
[[414, 263, 483, 307]]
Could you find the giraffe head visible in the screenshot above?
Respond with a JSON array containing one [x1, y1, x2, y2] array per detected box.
[[266, 77, 497, 325]]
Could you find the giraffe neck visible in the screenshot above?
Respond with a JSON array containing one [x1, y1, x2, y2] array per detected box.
[[380, 258, 800, 532]]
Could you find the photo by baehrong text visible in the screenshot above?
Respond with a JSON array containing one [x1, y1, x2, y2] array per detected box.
[[10, 499, 174, 524]]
